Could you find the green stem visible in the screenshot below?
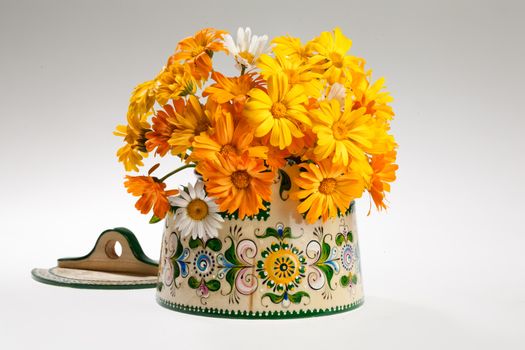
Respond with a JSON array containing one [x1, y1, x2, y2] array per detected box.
[[240, 65, 246, 75], [158, 164, 196, 182]]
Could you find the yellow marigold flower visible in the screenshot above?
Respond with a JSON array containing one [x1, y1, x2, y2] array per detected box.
[[351, 75, 395, 122], [156, 62, 196, 106], [167, 96, 213, 157], [128, 79, 157, 118], [197, 153, 274, 219], [311, 99, 374, 167], [310, 27, 364, 84], [124, 175, 179, 219], [244, 73, 310, 150], [292, 160, 364, 224], [191, 109, 267, 162], [171, 28, 226, 80], [257, 53, 323, 98], [114, 112, 151, 172], [368, 150, 398, 212], [272, 35, 315, 63], [203, 71, 264, 115]]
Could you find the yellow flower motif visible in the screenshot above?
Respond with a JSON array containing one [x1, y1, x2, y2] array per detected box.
[[292, 160, 364, 223], [310, 27, 364, 84], [257, 53, 323, 98], [272, 35, 315, 63], [156, 62, 196, 106], [244, 73, 310, 150], [311, 99, 374, 167]]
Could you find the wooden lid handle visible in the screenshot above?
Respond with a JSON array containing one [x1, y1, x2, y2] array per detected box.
[[57, 228, 158, 276]]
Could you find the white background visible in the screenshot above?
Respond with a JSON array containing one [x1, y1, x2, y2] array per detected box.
[[1, 0, 524, 349]]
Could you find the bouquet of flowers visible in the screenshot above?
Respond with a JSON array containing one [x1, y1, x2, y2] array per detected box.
[[115, 27, 398, 240]]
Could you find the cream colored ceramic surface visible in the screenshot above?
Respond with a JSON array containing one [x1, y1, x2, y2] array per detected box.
[[156, 175, 364, 317]]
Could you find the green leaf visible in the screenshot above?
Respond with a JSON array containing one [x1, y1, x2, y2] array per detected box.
[[189, 237, 203, 249], [288, 291, 309, 304], [172, 259, 180, 279], [320, 237, 331, 261], [317, 264, 335, 289], [335, 233, 345, 246], [351, 274, 358, 284], [262, 292, 285, 305], [278, 169, 292, 201], [224, 238, 240, 265], [256, 227, 279, 240], [188, 276, 200, 289], [282, 226, 293, 239], [225, 268, 239, 293], [149, 215, 161, 224], [340, 275, 350, 287], [173, 235, 183, 259], [206, 279, 221, 292], [206, 238, 222, 252], [348, 231, 354, 242]]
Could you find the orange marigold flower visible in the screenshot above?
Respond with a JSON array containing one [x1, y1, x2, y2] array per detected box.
[[165, 96, 213, 157], [203, 71, 264, 115], [197, 153, 274, 218], [265, 146, 290, 170], [156, 62, 196, 106], [368, 150, 398, 212], [292, 160, 364, 224], [191, 109, 267, 162], [171, 28, 227, 81], [124, 176, 179, 219], [145, 99, 185, 156]]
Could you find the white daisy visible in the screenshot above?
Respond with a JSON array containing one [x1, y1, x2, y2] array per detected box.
[[223, 27, 271, 70], [169, 181, 224, 240]]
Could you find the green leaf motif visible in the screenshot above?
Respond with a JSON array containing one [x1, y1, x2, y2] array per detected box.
[[320, 237, 331, 261], [288, 291, 309, 304], [317, 264, 335, 290], [189, 237, 202, 249], [340, 275, 350, 287], [278, 169, 292, 201], [188, 276, 200, 289], [206, 279, 221, 292], [172, 258, 181, 279], [224, 238, 240, 266], [351, 274, 358, 284], [262, 292, 285, 304], [335, 233, 345, 246], [348, 231, 354, 243], [205, 238, 222, 252]]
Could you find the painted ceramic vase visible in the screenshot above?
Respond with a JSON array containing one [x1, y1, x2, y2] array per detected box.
[[156, 170, 364, 318]]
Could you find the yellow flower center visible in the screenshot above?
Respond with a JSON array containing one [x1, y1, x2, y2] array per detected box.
[[264, 249, 301, 285], [220, 144, 237, 156], [271, 102, 287, 118], [330, 52, 344, 69], [319, 178, 337, 194], [231, 170, 251, 189], [187, 199, 209, 220], [332, 121, 348, 140], [238, 51, 255, 64]]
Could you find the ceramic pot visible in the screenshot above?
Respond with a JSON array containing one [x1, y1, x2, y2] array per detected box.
[[156, 171, 364, 319]]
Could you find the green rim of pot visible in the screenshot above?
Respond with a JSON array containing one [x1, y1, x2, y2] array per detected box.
[[156, 296, 364, 319]]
